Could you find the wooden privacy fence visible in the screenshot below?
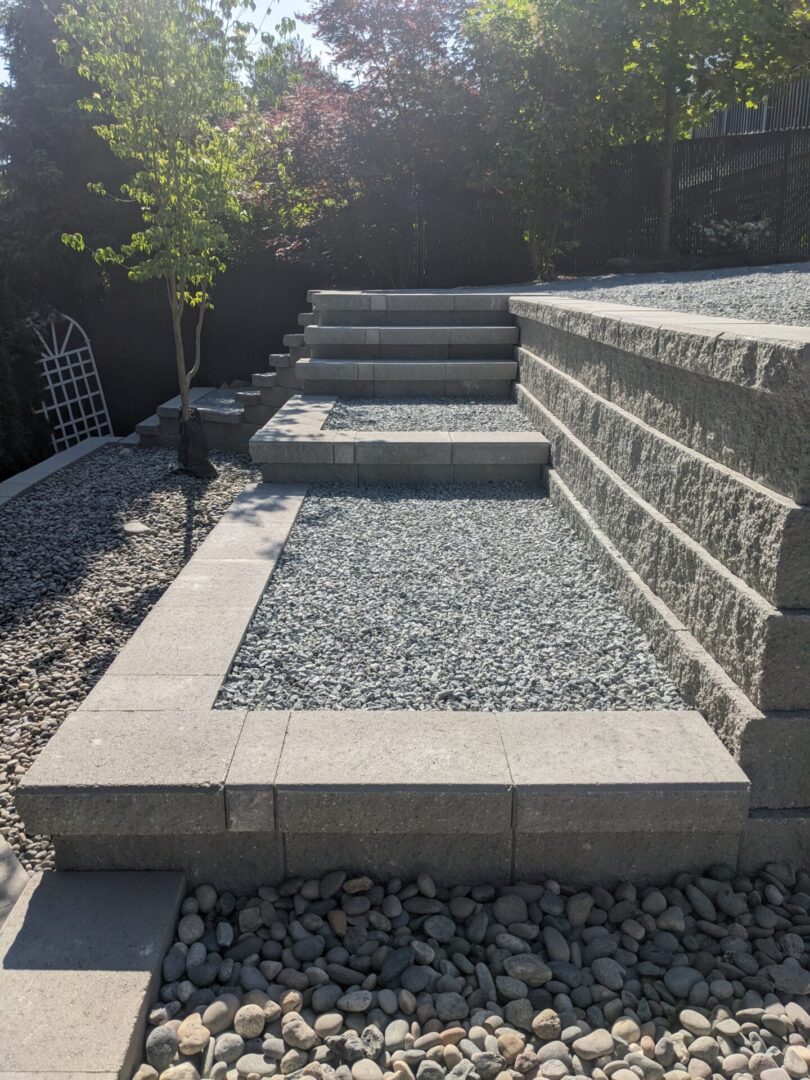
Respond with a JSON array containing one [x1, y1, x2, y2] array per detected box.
[[558, 130, 810, 273]]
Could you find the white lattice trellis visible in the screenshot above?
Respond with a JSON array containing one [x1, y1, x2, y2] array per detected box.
[[33, 314, 113, 453]]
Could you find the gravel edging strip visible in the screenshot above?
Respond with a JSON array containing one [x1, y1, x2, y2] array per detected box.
[[0, 434, 119, 505]]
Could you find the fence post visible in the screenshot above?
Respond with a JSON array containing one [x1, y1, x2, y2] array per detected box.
[[775, 131, 793, 258]]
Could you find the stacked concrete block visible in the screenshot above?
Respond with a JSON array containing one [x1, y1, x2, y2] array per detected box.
[[18, 706, 748, 888], [511, 296, 810, 863]]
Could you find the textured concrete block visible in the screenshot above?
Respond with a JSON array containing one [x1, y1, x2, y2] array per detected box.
[[740, 810, 810, 873], [354, 431, 451, 465], [451, 464, 544, 484], [518, 386, 810, 712], [514, 829, 741, 887], [275, 711, 512, 833], [252, 433, 335, 464], [17, 710, 246, 835], [514, 299, 810, 501], [314, 291, 371, 310], [261, 463, 359, 484], [0, 870, 184, 1078], [501, 711, 748, 834], [54, 831, 285, 891], [226, 711, 288, 832], [449, 432, 550, 465], [543, 471, 800, 806], [284, 832, 512, 885]]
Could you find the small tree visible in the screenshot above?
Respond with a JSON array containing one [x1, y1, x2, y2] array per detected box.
[[56, 0, 262, 476]]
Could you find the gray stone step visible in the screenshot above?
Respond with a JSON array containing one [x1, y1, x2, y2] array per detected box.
[[282, 332, 305, 348], [251, 428, 550, 484], [252, 371, 279, 386], [0, 869, 184, 1078], [268, 353, 294, 369], [309, 291, 515, 326], [17, 707, 749, 886], [233, 388, 261, 409], [306, 324, 519, 359], [296, 358, 516, 398]]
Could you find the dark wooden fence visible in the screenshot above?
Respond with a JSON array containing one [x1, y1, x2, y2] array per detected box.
[[558, 130, 810, 273]]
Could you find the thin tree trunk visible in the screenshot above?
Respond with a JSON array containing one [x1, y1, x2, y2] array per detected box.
[[168, 274, 190, 420], [656, 0, 681, 260], [656, 83, 677, 259]]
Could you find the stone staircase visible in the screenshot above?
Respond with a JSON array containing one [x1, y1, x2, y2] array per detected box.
[[136, 292, 522, 450], [299, 291, 519, 397]]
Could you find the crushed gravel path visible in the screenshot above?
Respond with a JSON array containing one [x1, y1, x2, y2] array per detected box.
[[324, 398, 535, 432], [0, 445, 259, 871], [216, 483, 685, 713], [452, 262, 810, 326]]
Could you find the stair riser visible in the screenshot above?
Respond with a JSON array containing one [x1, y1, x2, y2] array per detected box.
[[310, 309, 517, 327], [299, 377, 514, 398], [311, 344, 516, 360], [260, 463, 545, 484]]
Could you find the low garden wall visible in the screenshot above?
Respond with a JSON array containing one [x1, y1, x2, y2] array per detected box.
[[511, 296, 810, 863]]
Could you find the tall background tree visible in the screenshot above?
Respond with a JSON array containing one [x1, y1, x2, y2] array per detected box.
[[555, 0, 810, 257], [57, 0, 265, 475]]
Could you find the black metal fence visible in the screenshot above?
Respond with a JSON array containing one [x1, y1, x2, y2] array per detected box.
[[558, 129, 810, 273], [695, 79, 810, 138]]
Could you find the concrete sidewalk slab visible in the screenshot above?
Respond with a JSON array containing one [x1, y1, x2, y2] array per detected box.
[[0, 870, 184, 1079]]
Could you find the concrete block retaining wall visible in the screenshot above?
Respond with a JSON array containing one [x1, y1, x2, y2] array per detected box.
[[511, 297, 810, 829]]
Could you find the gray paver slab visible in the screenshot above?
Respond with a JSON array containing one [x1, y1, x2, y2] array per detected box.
[[105, 602, 254, 676], [275, 710, 512, 833], [0, 870, 184, 1078], [354, 431, 452, 465], [79, 674, 223, 711], [226, 710, 289, 831], [17, 710, 246, 835]]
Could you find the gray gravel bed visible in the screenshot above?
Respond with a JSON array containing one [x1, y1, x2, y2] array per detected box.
[[216, 484, 684, 713], [454, 262, 810, 326], [134, 862, 810, 1080], [324, 399, 535, 433], [0, 445, 259, 871]]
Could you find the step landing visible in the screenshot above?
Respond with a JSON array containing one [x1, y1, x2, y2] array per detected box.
[[249, 393, 548, 483]]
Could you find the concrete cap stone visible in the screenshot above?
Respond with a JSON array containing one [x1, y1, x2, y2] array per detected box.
[[226, 710, 289, 831], [275, 710, 512, 834], [17, 709, 246, 835], [501, 710, 749, 834]]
